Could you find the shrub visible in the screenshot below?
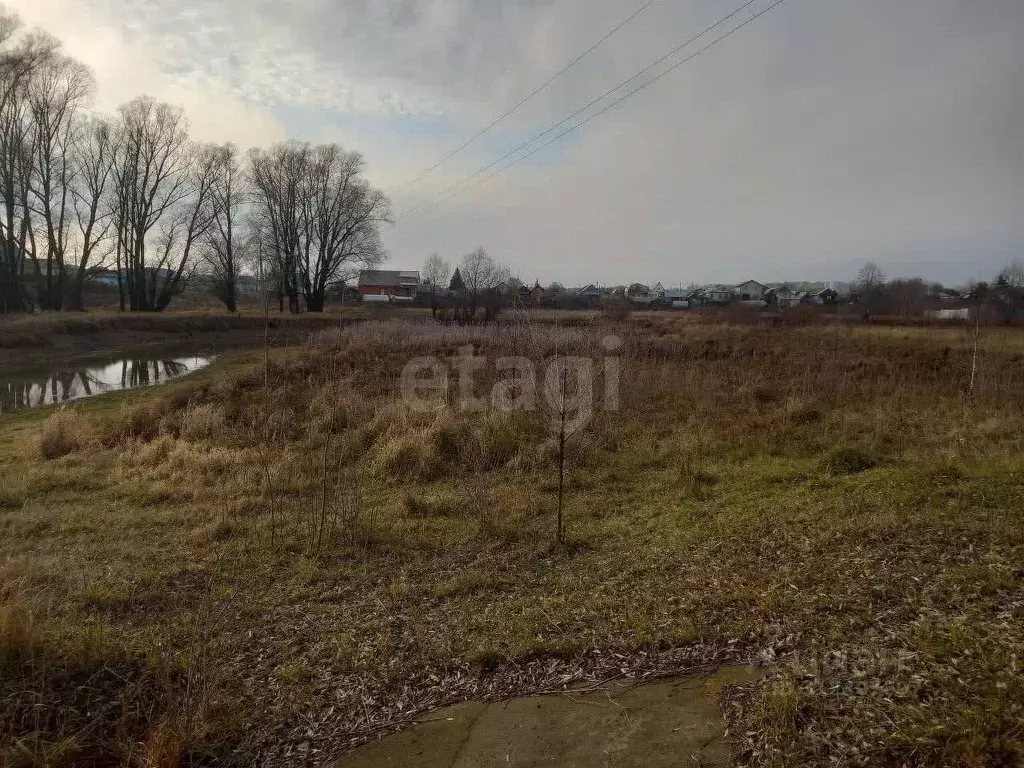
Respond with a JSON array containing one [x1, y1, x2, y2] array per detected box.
[[474, 413, 527, 471], [789, 402, 824, 425], [927, 454, 966, 482], [431, 417, 472, 467], [39, 408, 83, 460], [179, 404, 225, 442], [372, 433, 440, 480], [101, 399, 172, 445], [402, 492, 462, 518], [824, 446, 881, 475]]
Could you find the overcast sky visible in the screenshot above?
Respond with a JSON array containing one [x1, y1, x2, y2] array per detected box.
[[9, 0, 1023, 287]]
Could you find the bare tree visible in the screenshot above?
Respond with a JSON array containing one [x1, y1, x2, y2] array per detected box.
[[249, 141, 390, 313], [856, 261, 886, 320], [245, 211, 283, 312], [421, 251, 449, 318], [27, 53, 92, 309], [248, 142, 307, 313], [0, 65, 34, 312], [886, 277, 927, 320], [0, 8, 396, 317], [457, 247, 509, 322], [0, 10, 60, 312], [202, 143, 244, 312], [298, 143, 389, 312], [993, 261, 1024, 325], [110, 96, 190, 311], [66, 116, 114, 309], [144, 143, 219, 310]]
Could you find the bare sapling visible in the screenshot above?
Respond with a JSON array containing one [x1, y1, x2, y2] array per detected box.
[[539, 337, 605, 546]]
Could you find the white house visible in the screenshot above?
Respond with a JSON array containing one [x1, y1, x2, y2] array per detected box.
[[735, 280, 766, 301], [707, 285, 733, 303], [768, 287, 803, 308], [925, 308, 970, 322], [626, 283, 652, 304], [664, 288, 689, 309]]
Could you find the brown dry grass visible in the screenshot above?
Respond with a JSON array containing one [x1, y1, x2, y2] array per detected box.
[[37, 408, 86, 460], [0, 306, 420, 349], [2, 316, 1023, 765]]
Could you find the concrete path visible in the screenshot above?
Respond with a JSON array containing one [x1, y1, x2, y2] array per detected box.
[[337, 666, 760, 768]]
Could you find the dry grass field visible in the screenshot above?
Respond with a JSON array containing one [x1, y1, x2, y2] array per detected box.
[[1, 314, 1023, 766]]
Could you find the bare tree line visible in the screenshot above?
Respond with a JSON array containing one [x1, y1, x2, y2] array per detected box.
[[421, 247, 513, 323], [0, 7, 390, 314], [856, 260, 1024, 323]]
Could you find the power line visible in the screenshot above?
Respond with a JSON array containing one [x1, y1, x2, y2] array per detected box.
[[397, 0, 780, 222], [398, 0, 762, 221], [394, 0, 663, 195]]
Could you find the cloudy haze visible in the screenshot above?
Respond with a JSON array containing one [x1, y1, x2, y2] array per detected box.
[[11, 0, 1023, 287]]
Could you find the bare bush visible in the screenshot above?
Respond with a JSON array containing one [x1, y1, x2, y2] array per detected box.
[[179, 403, 225, 441], [38, 407, 83, 459]]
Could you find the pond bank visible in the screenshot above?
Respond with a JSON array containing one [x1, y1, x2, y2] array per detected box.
[[0, 312, 368, 375]]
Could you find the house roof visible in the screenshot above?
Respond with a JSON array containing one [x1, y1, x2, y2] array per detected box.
[[664, 289, 689, 299], [735, 279, 765, 289], [359, 269, 419, 287]]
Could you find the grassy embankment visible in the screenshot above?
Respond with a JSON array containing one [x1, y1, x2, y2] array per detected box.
[[0, 307, 421, 375], [1, 316, 1023, 766]]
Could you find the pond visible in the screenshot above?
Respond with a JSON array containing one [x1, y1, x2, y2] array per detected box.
[[0, 353, 215, 413]]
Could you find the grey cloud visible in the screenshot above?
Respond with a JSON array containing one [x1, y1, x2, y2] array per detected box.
[[382, 0, 1024, 286], [11, 0, 1022, 285]]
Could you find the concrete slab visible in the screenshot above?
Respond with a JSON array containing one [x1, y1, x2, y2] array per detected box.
[[338, 666, 761, 768]]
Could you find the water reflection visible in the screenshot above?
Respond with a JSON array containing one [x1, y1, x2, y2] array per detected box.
[[0, 355, 214, 413]]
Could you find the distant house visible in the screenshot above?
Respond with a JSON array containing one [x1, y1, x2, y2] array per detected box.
[[512, 282, 545, 306], [664, 288, 689, 309], [926, 308, 970, 322], [735, 280, 766, 302], [650, 282, 666, 301], [707, 285, 733, 304], [357, 270, 420, 298], [812, 288, 840, 305], [626, 283, 652, 304], [686, 288, 707, 307], [766, 286, 801, 308]]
